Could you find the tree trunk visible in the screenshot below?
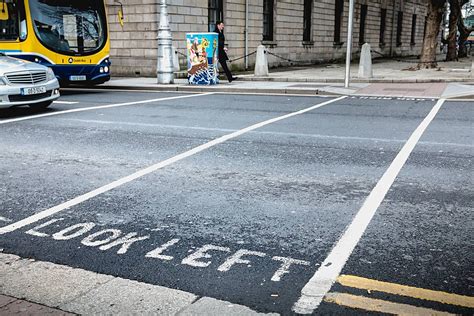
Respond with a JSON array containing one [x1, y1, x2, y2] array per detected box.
[[419, 0, 445, 69], [446, 0, 460, 61]]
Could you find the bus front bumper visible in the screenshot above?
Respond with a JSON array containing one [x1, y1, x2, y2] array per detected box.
[[54, 64, 111, 86]]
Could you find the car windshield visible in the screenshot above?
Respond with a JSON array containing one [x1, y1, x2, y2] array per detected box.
[[29, 0, 106, 55]]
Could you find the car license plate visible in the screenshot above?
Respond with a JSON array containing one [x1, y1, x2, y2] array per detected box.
[[21, 86, 47, 95], [69, 75, 86, 81]]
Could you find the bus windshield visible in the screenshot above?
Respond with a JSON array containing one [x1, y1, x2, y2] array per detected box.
[[29, 0, 107, 55], [0, 0, 19, 40]]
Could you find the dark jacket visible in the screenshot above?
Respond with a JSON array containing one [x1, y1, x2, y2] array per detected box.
[[214, 28, 228, 62]]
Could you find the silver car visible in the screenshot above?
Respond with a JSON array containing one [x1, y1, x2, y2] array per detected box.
[[0, 53, 60, 109]]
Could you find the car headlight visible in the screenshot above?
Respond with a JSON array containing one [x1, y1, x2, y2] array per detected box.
[[46, 68, 56, 81], [0, 76, 6, 85]]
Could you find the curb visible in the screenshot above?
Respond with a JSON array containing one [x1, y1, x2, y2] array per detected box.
[[64, 81, 473, 100], [236, 77, 474, 84], [65, 84, 341, 96], [444, 94, 474, 100], [0, 253, 276, 315]]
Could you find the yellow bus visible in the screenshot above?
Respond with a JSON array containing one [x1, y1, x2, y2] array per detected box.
[[0, 0, 110, 85]]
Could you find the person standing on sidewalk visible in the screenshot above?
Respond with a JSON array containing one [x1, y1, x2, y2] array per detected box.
[[214, 21, 237, 83]]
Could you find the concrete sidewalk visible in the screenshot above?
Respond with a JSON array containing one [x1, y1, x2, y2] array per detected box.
[[96, 57, 474, 99], [0, 253, 274, 316], [237, 58, 474, 83], [0, 294, 75, 315], [98, 79, 473, 100]]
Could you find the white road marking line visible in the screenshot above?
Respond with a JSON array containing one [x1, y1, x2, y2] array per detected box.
[[60, 88, 193, 94], [212, 91, 332, 97], [292, 99, 446, 314], [63, 87, 333, 98], [0, 96, 346, 235], [62, 118, 474, 148], [0, 93, 214, 125], [0, 216, 12, 222], [53, 101, 79, 105]]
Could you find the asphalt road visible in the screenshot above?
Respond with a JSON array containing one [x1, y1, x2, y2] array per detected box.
[[0, 90, 472, 315]]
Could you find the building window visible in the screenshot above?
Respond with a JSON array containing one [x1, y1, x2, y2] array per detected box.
[[359, 4, 368, 45], [263, 0, 274, 41], [303, 0, 313, 42], [379, 8, 387, 45], [411, 14, 417, 45], [208, 0, 223, 32], [396, 11, 403, 47], [334, 0, 344, 44]]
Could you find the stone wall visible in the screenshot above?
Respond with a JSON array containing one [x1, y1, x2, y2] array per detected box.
[[105, 0, 208, 76], [106, 0, 428, 77]]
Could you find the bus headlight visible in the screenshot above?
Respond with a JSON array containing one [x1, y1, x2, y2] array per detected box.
[[46, 68, 56, 81]]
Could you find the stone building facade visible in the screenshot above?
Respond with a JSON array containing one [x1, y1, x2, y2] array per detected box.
[[105, 0, 428, 77]]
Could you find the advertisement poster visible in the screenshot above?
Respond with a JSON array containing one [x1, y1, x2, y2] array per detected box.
[[186, 33, 218, 85]]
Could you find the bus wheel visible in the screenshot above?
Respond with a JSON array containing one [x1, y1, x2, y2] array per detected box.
[[29, 101, 53, 110]]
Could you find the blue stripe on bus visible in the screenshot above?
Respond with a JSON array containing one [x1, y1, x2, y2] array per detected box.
[[53, 64, 110, 84]]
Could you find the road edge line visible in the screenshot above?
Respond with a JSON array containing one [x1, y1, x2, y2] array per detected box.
[[0, 93, 214, 125], [324, 292, 454, 316], [337, 275, 474, 308], [292, 98, 446, 314]]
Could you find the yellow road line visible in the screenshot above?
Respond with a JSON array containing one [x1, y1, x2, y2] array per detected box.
[[337, 275, 474, 308], [325, 292, 455, 316]]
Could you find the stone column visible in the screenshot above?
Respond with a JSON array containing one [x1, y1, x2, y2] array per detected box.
[[254, 45, 269, 77]]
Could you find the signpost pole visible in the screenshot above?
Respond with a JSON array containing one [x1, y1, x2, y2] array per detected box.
[[344, 0, 355, 88], [157, 0, 174, 84]]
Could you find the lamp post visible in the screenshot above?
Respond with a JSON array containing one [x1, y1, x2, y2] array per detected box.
[[344, 0, 355, 88], [157, 0, 174, 84]]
